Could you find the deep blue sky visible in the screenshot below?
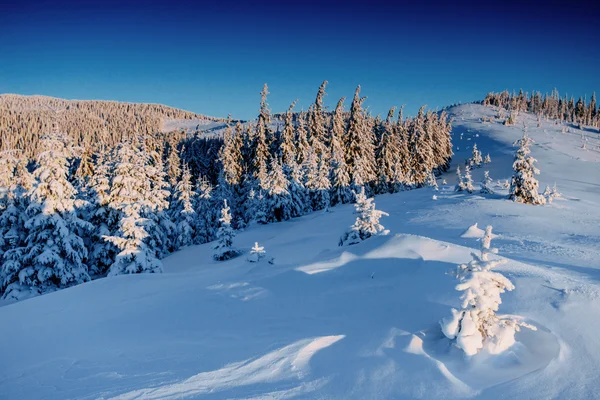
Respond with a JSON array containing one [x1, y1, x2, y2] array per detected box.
[[1, 0, 599, 120]]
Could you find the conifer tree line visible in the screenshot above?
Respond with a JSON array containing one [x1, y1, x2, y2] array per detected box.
[[482, 89, 599, 129], [0, 82, 452, 300], [0, 94, 222, 158]]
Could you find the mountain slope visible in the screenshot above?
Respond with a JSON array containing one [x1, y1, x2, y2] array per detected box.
[[0, 94, 222, 156], [1, 104, 599, 399]]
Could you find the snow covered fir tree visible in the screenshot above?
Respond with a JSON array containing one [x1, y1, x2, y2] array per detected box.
[[213, 200, 240, 261], [339, 187, 389, 246], [441, 226, 536, 356], [509, 129, 546, 205]]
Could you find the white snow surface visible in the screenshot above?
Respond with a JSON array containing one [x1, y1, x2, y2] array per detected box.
[[1, 104, 600, 399]]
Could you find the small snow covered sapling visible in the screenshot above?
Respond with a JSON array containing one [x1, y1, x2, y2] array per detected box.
[[454, 166, 466, 192], [247, 242, 266, 262], [480, 171, 494, 194], [339, 187, 389, 246], [426, 172, 439, 191], [483, 153, 491, 164], [470, 143, 483, 168], [440, 226, 536, 356], [462, 166, 475, 194], [213, 199, 241, 261]]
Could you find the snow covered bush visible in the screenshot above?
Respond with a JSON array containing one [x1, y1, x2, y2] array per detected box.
[[339, 187, 389, 246], [247, 242, 266, 262], [483, 153, 491, 164], [509, 131, 546, 205], [441, 226, 536, 356], [213, 200, 240, 261]]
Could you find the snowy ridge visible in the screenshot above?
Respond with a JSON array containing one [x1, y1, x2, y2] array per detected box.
[[1, 103, 599, 399]]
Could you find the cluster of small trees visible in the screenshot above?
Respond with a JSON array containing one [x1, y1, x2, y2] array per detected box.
[[0, 82, 453, 300], [0, 94, 220, 158], [483, 89, 599, 129]]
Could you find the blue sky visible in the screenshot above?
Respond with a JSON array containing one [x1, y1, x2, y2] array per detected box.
[[1, 0, 599, 120]]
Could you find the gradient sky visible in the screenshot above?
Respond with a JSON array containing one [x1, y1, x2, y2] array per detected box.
[[1, 0, 599, 120]]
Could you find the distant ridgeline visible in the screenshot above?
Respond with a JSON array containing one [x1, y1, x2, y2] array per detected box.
[[481, 89, 599, 129], [0, 94, 222, 158], [0, 82, 453, 300]]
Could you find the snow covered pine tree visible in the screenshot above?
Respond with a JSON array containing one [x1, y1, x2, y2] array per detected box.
[[440, 226, 536, 356], [213, 199, 240, 261], [339, 187, 389, 246], [509, 129, 545, 205]]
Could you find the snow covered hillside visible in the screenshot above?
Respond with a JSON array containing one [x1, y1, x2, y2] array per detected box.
[[1, 103, 599, 399]]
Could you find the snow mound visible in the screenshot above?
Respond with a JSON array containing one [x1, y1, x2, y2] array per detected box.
[[461, 223, 485, 238], [111, 335, 344, 400], [409, 320, 561, 393]]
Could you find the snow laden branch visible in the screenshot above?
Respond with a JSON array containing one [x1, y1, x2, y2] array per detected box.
[[441, 226, 536, 356]]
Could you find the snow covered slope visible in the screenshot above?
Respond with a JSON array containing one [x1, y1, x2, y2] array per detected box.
[[1, 104, 599, 399]]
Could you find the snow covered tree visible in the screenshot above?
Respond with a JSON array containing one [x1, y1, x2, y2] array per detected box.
[[305, 147, 331, 211], [307, 81, 330, 161], [220, 122, 244, 186], [406, 107, 436, 185], [480, 171, 494, 194], [375, 107, 401, 194], [104, 202, 163, 276], [86, 146, 116, 276], [194, 176, 218, 244], [171, 164, 196, 249], [280, 101, 298, 167], [247, 242, 266, 262], [339, 187, 389, 246], [454, 166, 465, 192], [483, 153, 491, 164], [165, 143, 182, 187], [103, 139, 163, 276], [425, 172, 439, 191], [441, 226, 536, 356], [263, 157, 294, 222], [144, 141, 174, 256], [213, 199, 240, 261], [254, 84, 273, 187], [74, 146, 94, 197], [295, 112, 310, 167], [462, 166, 475, 193], [329, 97, 352, 205], [509, 131, 545, 205], [2, 132, 92, 300], [0, 151, 31, 289], [346, 86, 377, 191], [467, 144, 483, 168]]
